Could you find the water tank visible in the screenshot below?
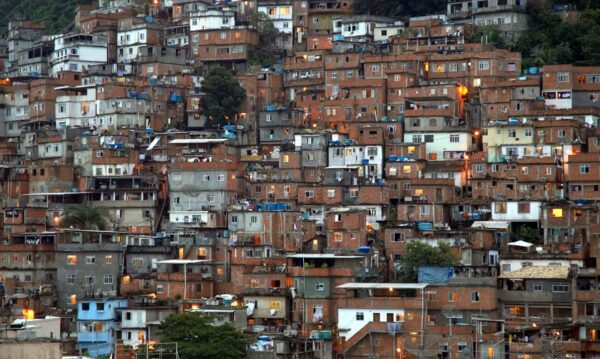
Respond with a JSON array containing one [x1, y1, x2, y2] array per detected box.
[[358, 246, 370, 254]]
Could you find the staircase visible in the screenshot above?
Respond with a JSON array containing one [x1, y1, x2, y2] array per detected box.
[[341, 322, 390, 353], [114, 339, 129, 359]]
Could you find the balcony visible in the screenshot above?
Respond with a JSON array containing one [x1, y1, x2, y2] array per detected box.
[[77, 331, 111, 343], [352, 267, 378, 278], [243, 287, 288, 296], [157, 272, 203, 282]]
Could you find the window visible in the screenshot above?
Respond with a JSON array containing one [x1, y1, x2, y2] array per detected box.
[[448, 291, 456, 302], [346, 70, 353, 78], [85, 256, 95, 264], [533, 282, 542, 291], [580, 164, 590, 174], [412, 135, 422, 143], [420, 205, 430, 216], [478, 60, 490, 70], [552, 283, 569, 292], [518, 203, 530, 213], [356, 312, 365, 321], [104, 274, 113, 285], [217, 174, 225, 181], [231, 215, 238, 224], [85, 275, 95, 286], [82, 303, 90, 311], [507, 129, 516, 138], [334, 214, 342, 222], [157, 284, 164, 293], [495, 202, 507, 214], [132, 258, 143, 268], [250, 216, 258, 224], [67, 255, 77, 265], [558, 129, 566, 138], [67, 274, 76, 285], [471, 291, 480, 302], [315, 282, 325, 291], [475, 164, 484, 173], [392, 232, 404, 242], [552, 208, 563, 218], [334, 232, 343, 242], [327, 189, 336, 198], [450, 134, 460, 143], [557, 72, 570, 83], [305, 190, 314, 198]]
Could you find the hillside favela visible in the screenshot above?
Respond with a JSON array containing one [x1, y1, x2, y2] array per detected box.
[[3, 0, 600, 358]]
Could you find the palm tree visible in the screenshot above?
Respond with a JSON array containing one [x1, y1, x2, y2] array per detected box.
[[60, 205, 109, 230]]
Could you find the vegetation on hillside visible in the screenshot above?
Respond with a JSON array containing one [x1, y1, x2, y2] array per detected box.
[[352, 0, 446, 18], [200, 67, 247, 128], [160, 313, 248, 359], [512, 6, 600, 67], [396, 241, 458, 283], [0, 0, 94, 34]]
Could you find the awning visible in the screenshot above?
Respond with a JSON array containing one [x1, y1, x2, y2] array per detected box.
[[471, 221, 509, 230], [147, 136, 161, 151], [508, 240, 533, 248], [337, 283, 429, 290], [157, 259, 211, 265]]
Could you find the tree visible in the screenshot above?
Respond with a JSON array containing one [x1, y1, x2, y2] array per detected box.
[[159, 313, 248, 359], [201, 67, 246, 128], [396, 241, 458, 282], [352, 0, 446, 17], [517, 226, 542, 245], [60, 204, 109, 230], [248, 13, 279, 67]]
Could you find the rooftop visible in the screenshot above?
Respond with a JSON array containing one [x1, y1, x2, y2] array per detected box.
[[499, 266, 570, 280]]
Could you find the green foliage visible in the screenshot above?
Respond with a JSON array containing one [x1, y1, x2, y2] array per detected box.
[[352, 0, 446, 17], [160, 313, 248, 359], [60, 204, 109, 230], [248, 48, 275, 68], [248, 12, 278, 67], [513, 6, 600, 67], [396, 241, 458, 283], [465, 25, 507, 49], [517, 226, 542, 244], [0, 0, 93, 34], [201, 67, 246, 127]]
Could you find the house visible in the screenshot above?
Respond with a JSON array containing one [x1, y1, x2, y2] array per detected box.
[[119, 305, 177, 347], [77, 298, 128, 357], [56, 230, 125, 309], [50, 34, 108, 76]]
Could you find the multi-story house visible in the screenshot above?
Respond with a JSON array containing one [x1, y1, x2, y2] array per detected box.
[[77, 297, 128, 357], [56, 230, 125, 309], [50, 34, 108, 76], [447, 0, 529, 40]]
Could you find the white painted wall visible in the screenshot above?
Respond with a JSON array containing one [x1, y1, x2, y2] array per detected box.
[[491, 201, 541, 222], [338, 308, 405, 340]]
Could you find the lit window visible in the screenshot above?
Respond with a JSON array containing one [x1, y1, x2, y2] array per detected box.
[[67, 255, 77, 265], [552, 208, 563, 218]]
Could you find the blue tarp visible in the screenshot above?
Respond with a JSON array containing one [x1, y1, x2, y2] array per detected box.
[[418, 266, 454, 283]]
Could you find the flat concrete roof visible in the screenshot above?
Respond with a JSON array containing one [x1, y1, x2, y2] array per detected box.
[[287, 254, 363, 259], [337, 283, 429, 290], [169, 138, 227, 144]]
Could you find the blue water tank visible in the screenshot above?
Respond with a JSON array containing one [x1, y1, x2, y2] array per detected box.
[[529, 67, 538, 75], [362, 159, 369, 165], [358, 246, 370, 253], [417, 222, 433, 231]]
